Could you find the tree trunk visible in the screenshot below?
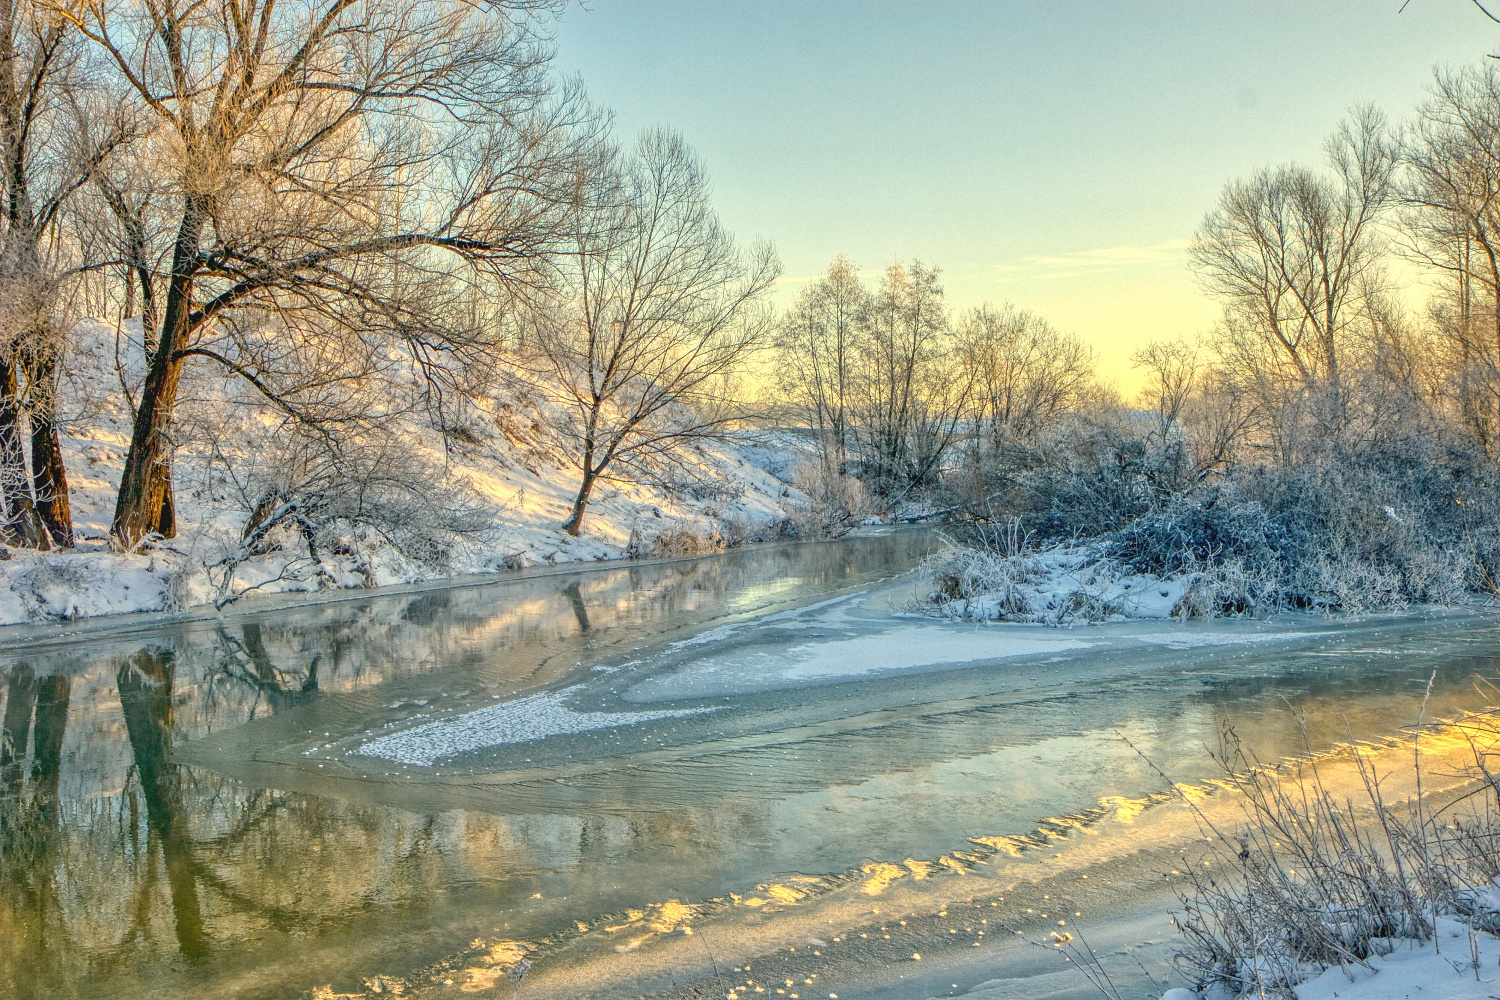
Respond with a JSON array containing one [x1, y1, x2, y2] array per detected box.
[[112, 350, 182, 545], [27, 351, 71, 547], [0, 358, 48, 549], [561, 468, 597, 537], [112, 202, 204, 546]]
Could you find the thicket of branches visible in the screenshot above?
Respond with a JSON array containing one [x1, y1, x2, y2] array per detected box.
[[0, 0, 779, 567]]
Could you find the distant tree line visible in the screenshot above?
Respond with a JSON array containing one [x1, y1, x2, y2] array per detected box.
[[773, 256, 1094, 509], [774, 64, 1500, 573]]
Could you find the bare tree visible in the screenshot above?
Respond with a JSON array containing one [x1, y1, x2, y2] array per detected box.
[[1134, 337, 1253, 475], [0, 1, 124, 546], [852, 260, 964, 494], [1180, 364, 1252, 475], [523, 127, 778, 537], [774, 255, 864, 473], [1191, 105, 1396, 439], [57, 0, 597, 546], [1402, 65, 1500, 452], [1134, 338, 1199, 444], [957, 302, 1094, 451]]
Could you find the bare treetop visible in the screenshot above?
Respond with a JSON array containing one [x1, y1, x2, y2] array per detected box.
[[1190, 105, 1395, 394]]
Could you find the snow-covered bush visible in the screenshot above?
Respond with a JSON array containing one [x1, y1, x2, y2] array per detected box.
[[200, 425, 494, 605], [927, 544, 1042, 620], [936, 432, 1500, 619], [1107, 488, 1276, 579], [1170, 556, 1277, 619], [923, 543, 1168, 624], [625, 517, 740, 559], [1172, 721, 1500, 998], [782, 461, 873, 540]]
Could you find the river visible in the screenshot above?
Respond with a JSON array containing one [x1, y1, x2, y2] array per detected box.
[[1, 528, 1497, 999]]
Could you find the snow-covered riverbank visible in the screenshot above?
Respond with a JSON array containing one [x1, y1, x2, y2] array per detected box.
[[0, 321, 810, 626]]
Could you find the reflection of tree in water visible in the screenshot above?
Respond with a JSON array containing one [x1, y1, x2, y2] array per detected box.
[[3, 648, 231, 996], [117, 649, 210, 964], [2, 641, 329, 997], [210, 623, 324, 715], [564, 580, 591, 632], [0, 619, 505, 987], [1, 663, 72, 998]]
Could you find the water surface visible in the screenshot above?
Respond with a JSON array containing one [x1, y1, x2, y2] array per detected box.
[[1, 529, 1497, 1000]]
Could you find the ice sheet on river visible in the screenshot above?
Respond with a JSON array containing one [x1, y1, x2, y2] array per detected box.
[[352, 586, 1329, 765], [353, 687, 717, 765], [780, 627, 1095, 678], [628, 625, 1095, 701]]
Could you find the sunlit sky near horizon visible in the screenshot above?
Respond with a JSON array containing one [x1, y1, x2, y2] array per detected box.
[[552, 2, 1493, 394]]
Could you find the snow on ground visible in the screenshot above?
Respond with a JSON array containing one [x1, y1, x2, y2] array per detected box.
[[928, 543, 1201, 623], [0, 319, 808, 626], [1289, 919, 1500, 1000], [1149, 918, 1500, 1000]]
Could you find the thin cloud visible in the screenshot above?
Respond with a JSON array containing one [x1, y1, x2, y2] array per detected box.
[[1002, 239, 1193, 280]]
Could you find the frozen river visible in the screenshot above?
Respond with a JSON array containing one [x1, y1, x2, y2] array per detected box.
[[1, 527, 1497, 999]]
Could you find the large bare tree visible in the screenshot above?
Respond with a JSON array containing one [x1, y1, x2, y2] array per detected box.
[[0, 1, 122, 546], [58, 0, 595, 546], [1402, 65, 1500, 451], [524, 127, 778, 537]]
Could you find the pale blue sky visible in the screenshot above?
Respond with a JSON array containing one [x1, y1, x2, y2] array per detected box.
[[552, 1, 1492, 389]]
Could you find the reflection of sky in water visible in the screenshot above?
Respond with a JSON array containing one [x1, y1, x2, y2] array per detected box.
[[0, 530, 1496, 1000]]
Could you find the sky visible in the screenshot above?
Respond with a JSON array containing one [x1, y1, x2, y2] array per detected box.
[[550, 1, 1494, 394]]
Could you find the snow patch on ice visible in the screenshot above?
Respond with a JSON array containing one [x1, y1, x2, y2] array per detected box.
[[353, 686, 719, 765], [668, 592, 869, 649], [628, 621, 1096, 702]]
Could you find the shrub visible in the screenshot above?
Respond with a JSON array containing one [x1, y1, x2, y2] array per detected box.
[[783, 462, 873, 540], [940, 432, 1500, 616], [1172, 717, 1500, 998]]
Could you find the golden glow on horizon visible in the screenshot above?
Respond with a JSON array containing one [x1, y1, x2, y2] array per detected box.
[[768, 243, 1220, 398]]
